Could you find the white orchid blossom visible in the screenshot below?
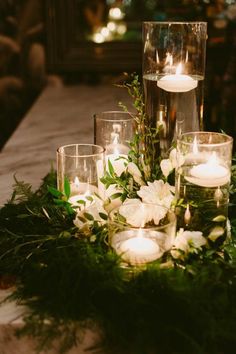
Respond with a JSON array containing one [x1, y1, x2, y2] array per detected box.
[[119, 199, 147, 227], [127, 162, 144, 185], [137, 180, 175, 210], [171, 228, 206, 259]]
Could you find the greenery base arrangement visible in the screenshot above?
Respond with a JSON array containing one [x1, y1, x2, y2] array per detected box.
[[1, 77, 236, 354]]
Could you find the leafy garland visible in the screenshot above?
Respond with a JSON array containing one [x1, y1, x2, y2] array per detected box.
[[0, 77, 236, 354]]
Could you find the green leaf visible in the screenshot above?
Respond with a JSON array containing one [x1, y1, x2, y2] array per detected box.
[[64, 177, 71, 199], [110, 193, 122, 200], [108, 159, 115, 176], [17, 214, 30, 219], [84, 213, 94, 221], [77, 216, 86, 223], [99, 212, 108, 220], [53, 199, 65, 205], [86, 196, 94, 202], [47, 186, 63, 198]]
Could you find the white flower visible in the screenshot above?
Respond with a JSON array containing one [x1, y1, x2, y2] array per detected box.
[[169, 148, 178, 168], [137, 180, 175, 210], [127, 162, 144, 185], [119, 198, 167, 227], [160, 158, 173, 178], [171, 228, 206, 259], [160, 148, 184, 178], [119, 199, 146, 227], [74, 197, 107, 229]]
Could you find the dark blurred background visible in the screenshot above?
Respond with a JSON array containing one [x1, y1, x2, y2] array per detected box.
[[0, 0, 236, 150]]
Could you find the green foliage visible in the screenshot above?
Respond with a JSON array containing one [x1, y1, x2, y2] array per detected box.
[[118, 74, 163, 181], [0, 169, 236, 354]]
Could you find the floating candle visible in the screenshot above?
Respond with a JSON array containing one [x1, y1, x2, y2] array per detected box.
[[157, 63, 198, 93], [112, 229, 165, 266], [119, 236, 160, 265], [185, 153, 230, 188]]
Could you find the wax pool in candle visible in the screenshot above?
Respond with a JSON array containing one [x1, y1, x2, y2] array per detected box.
[[185, 155, 230, 188]]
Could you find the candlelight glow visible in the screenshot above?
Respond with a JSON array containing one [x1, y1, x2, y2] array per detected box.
[[193, 136, 199, 154], [176, 63, 182, 75]]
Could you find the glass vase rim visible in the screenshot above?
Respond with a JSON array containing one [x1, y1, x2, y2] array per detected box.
[[94, 110, 134, 122], [109, 203, 176, 231], [177, 131, 233, 147], [143, 21, 207, 25], [57, 143, 105, 158]]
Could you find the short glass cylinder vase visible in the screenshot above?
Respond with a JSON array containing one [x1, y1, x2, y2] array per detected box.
[[143, 22, 207, 156], [175, 132, 233, 245], [57, 144, 105, 206], [94, 111, 135, 209], [108, 203, 176, 267], [94, 110, 135, 155]]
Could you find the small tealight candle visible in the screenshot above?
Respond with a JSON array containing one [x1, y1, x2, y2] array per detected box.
[[157, 63, 197, 93]]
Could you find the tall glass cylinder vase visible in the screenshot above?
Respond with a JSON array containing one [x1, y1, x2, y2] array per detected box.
[[143, 22, 207, 157], [175, 132, 233, 245], [57, 144, 105, 206]]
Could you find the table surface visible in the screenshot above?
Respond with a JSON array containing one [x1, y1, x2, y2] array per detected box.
[[0, 84, 132, 205], [0, 83, 132, 353]]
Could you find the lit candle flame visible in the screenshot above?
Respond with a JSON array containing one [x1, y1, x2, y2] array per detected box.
[[165, 52, 173, 66], [176, 63, 182, 75], [208, 152, 218, 165]]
